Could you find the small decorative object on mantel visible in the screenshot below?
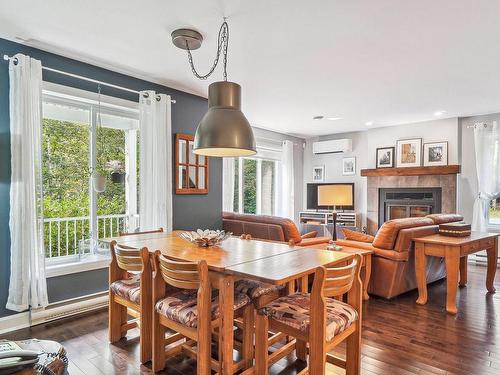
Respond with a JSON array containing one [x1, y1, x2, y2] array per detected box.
[[439, 222, 471, 237], [179, 229, 232, 247], [312, 165, 325, 182], [396, 138, 422, 167], [342, 157, 356, 176], [423, 141, 448, 167], [376, 147, 395, 168]]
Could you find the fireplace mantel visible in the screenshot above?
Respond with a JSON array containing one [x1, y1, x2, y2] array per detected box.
[[361, 165, 460, 177]]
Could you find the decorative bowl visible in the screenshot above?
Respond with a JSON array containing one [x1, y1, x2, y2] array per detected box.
[[179, 229, 232, 247]]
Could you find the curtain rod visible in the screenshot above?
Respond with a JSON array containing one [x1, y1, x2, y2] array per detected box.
[[3, 54, 176, 103]]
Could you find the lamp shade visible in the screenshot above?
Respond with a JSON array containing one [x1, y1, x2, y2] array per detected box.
[[318, 185, 353, 206], [194, 81, 256, 157]]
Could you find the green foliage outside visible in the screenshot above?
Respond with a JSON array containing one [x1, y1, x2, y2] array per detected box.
[[42, 118, 127, 257], [243, 159, 257, 214]]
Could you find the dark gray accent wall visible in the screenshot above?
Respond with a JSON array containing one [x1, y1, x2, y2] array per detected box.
[[0, 38, 222, 318]]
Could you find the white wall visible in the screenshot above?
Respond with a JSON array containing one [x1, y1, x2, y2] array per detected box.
[[303, 118, 460, 227]]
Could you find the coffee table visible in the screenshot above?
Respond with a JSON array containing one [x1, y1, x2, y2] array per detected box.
[[413, 232, 498, 314]]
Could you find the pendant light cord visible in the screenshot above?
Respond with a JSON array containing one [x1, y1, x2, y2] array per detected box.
[[186, 20, 229, 81]]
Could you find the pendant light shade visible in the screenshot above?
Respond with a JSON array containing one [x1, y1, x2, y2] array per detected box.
[[194, 81, 256, 157]]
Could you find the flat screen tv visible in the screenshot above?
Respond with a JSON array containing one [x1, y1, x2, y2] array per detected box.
[[306, 183, 355, 211]]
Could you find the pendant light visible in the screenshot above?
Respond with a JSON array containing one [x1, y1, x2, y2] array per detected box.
[[172, 20, 256, 157]]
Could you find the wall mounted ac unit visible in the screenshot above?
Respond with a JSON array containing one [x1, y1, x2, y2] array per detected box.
[[312, 139, 352, 154]]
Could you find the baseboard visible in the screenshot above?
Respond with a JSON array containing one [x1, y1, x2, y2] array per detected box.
[[0, 292, 109, 335], [0, 311, 30, 335]]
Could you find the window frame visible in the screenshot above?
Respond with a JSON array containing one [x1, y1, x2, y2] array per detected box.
[[42, 82, 140, 274]]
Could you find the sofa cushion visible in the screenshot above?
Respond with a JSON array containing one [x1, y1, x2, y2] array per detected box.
[[426, 213, 464, 225], [334, 239, 377, 251], [155, 289, 250, 328], [260, 293, 358, 342], [373, 217, 434, 250], [342, 228, 374, 243]]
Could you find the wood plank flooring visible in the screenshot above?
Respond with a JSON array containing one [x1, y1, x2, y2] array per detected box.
[[1, 263, 498, 374]]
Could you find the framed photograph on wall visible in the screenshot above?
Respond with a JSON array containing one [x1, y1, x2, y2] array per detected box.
[[396, 138, 422, 167], [376, 147, 395, 168], [423, 141, 448, 166], [342, 157, 356, 176], [313, 165, 325, 182]]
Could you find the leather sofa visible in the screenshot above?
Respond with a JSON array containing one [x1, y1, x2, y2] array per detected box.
[[335, 213, 464, 299], [222, 212, 331, 246]]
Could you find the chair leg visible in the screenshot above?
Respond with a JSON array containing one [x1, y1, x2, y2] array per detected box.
[[308, 339, 326, 375], [242, 305, 255, 369], [255, 313, 269, 375], [108, 292, 126, 342], [346, 323, 361, 375], [139, 310, 152, 363], [296, 340, 307, 361], [152, 312, 166, 373]]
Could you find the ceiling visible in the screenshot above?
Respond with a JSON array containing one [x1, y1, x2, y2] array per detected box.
[[2, 0, 500, 138]]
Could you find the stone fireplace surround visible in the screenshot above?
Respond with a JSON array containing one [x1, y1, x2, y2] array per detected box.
[[367, 174, 457, 235]]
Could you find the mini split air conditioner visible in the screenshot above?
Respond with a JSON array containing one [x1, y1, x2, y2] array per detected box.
[[312, 139, 352, 154]]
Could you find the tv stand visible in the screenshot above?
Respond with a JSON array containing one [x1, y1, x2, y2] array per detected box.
[[299, 211, 358, 239]]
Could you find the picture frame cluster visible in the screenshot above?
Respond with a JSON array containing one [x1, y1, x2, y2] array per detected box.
[[376, 139, 448, 168]]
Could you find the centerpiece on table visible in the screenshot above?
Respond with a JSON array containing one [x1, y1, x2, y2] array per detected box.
[[179, 229, 232, 247]]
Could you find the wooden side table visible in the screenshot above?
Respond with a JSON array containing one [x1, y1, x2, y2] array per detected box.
[[414, 232, 498, 314]]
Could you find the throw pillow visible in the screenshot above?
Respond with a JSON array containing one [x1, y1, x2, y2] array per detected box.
[[342, 228, 374, 243]]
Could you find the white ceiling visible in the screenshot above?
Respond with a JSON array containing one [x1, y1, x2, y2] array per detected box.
[[2, 0, 500, 138]]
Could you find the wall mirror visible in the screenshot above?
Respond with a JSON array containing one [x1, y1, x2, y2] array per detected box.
[[175, 133, 209, 194]]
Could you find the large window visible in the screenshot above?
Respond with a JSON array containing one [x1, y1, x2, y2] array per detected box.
[[232, 156, 279, 215], [42, 85, 139, 265]]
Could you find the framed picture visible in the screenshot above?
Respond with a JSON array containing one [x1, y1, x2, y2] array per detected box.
[[396, 138, 422, 167], [342, 157, 356, 176], [376, 147, 395, 168], [423, 141, 448, 166], [313, 165, 325, 182]]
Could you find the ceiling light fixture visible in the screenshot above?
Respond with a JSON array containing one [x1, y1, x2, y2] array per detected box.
[[326, 117, 343, 121], [171, 20, 256, 157], [434, 110, 446, 116], [365, 121, 374, 126], [313, 115, 324, 120]]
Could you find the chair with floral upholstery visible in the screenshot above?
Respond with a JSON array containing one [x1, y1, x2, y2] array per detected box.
[[254, 254, 363, 375], [151, 250, 254, 374], [108, 240, 152, 363]]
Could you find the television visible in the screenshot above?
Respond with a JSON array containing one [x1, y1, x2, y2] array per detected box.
[[306, 183, 355, 211]]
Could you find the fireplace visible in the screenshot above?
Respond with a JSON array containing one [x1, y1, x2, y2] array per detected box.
[[378, 188, 441, 228]]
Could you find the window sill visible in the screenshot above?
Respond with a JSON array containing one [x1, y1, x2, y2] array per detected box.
[[46, 256, 110, 278]]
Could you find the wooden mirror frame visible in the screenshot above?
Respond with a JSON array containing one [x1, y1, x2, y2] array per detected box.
[[175, 133, 209, 194]]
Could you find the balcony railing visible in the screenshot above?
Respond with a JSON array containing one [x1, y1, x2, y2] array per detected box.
[[43, 214, 135, 259]]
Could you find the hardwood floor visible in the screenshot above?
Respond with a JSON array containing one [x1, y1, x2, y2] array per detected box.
[[1, 264, 499, 374]]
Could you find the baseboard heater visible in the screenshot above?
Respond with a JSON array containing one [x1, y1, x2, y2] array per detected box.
[[30, 292, 108, 326]]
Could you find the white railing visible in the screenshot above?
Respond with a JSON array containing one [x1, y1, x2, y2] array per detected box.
[[44, 214, 133, 258]]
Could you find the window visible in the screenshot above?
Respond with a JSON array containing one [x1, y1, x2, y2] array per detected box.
[[232, 156, 279, 215], [42, 84, 139, 267]]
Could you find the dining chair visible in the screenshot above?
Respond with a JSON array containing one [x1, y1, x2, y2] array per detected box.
[[254, 254, 363, 375], [151, 250, 254, 374], [108, 240, 152, 363]]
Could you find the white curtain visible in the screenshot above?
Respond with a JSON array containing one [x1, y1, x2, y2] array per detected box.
[[222, 158, 235, 212], [472, 122, 500, 231], [277, 140, 295, 219], [139, 91, 173, 231], [7, 54, 48, 312]]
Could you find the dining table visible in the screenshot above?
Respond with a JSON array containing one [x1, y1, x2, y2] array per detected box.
[[104, 230, 357, 375]]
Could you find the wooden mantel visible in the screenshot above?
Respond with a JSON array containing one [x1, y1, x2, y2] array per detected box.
[[360, 165, 461, 177]]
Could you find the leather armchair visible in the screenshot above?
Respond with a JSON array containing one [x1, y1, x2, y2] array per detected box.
[[335, 214, 464, 299]]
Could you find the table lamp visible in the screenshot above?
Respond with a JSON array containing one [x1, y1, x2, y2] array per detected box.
[[318, 185, 353, 240]]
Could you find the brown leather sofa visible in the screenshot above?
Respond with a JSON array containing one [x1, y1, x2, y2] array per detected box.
[[222, 212, 331, 246], [335, 213, 464, 299]]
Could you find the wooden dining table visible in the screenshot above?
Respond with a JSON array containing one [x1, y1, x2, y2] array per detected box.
[[105, 231, 356, 375]]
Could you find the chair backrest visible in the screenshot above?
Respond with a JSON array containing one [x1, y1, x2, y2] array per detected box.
[[321, 256, 359, 298], [112, 242, 145, 272], [156, 253, 205, 290], [119, 228, 164, 236]]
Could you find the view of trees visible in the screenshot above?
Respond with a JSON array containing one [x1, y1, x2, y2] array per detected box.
[[42, 118, 127, 257]]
